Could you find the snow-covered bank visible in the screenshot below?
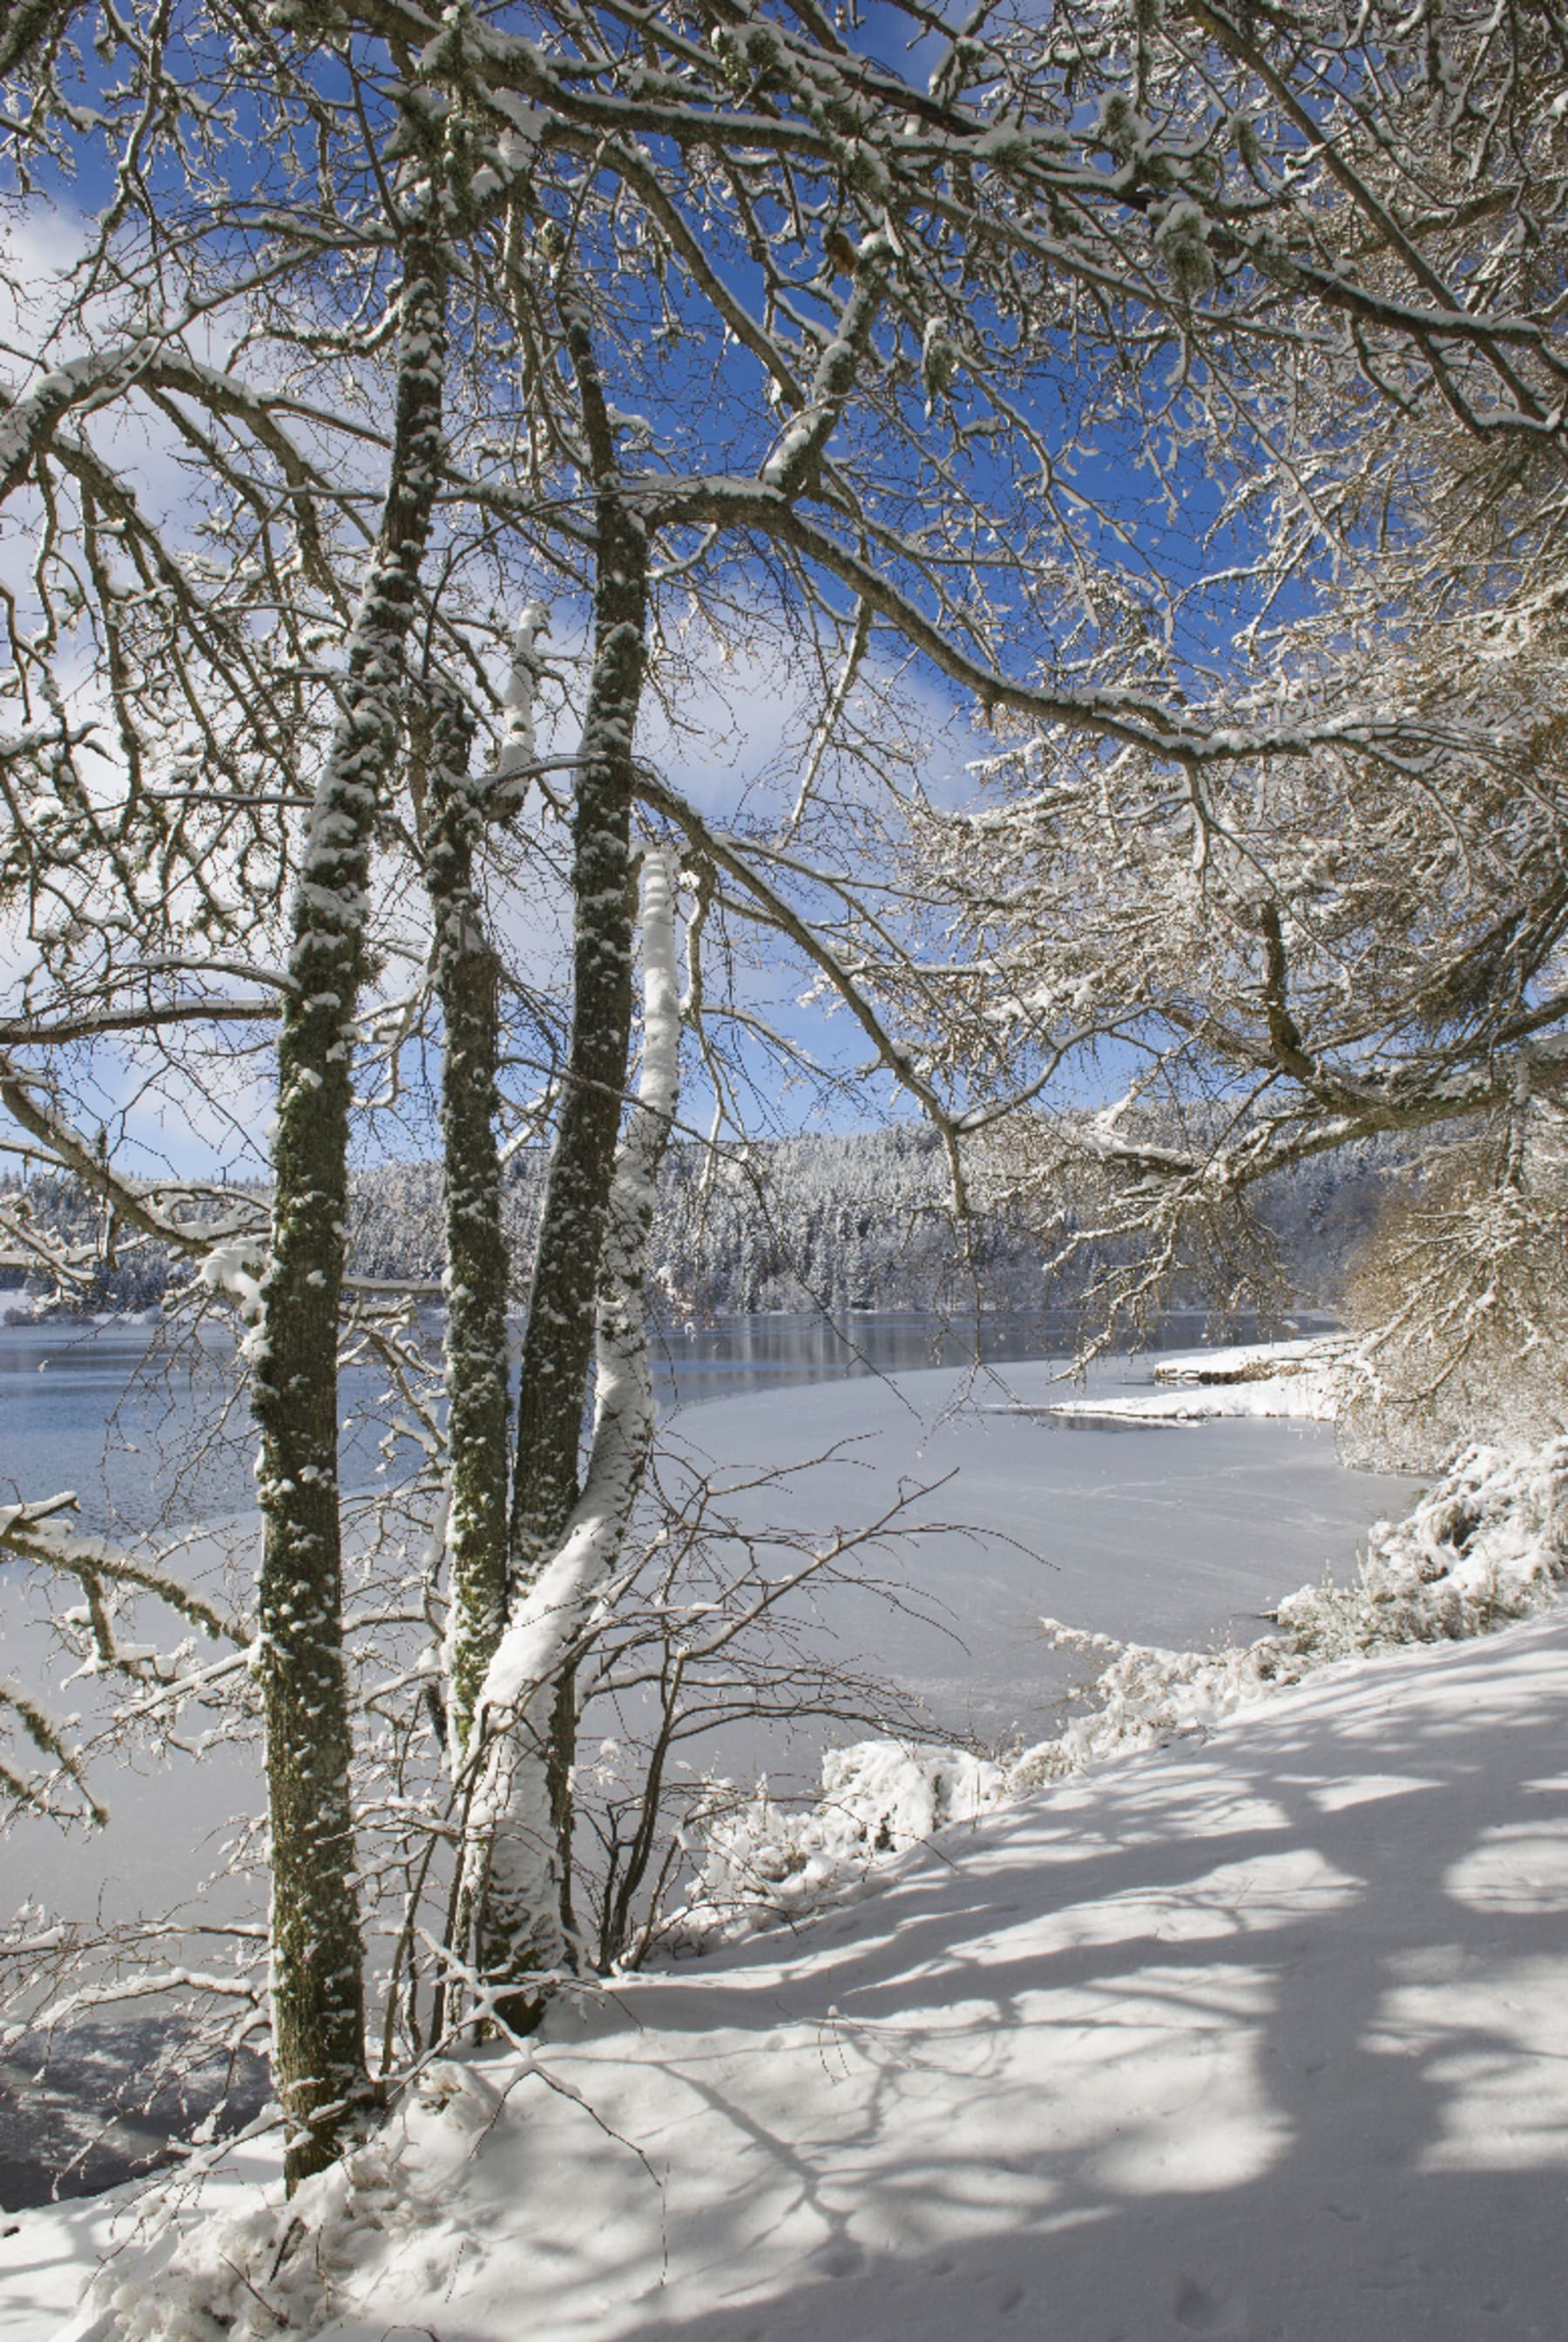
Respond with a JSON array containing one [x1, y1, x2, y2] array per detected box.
[[1022, 1337, 1343, 1426], [14, 1437, 1568, 2342], [679, 1439, 1568, 1939]]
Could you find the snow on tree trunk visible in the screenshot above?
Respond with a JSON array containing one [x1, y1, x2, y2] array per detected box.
[[422, 679, 512, 1768], [506, 291, 647, 1595], [251, 229, 446, 2192], [467, 845, 680, 2014], [460, 286, 649, 2016]]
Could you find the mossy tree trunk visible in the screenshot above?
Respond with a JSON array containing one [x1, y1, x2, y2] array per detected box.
[[252, 228, 446, 2193], [476, 280, 650, 2009], [422, 681, 512, 1770]]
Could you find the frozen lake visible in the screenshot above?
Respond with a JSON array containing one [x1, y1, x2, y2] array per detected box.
[[0, 1303, 1363, 1528], [655, 1351, 1421, 1756], [0, 1314, 1421, 2204], [0, 1313, 1421, 1898]]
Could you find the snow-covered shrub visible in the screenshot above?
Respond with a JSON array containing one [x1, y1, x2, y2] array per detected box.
[[674, 1741, 1011, 1940], [1283, 1438, 1568, 1642], [1012, 1438, 1568, 1787], [1335, 1137, 1568, 1472], [84, 2124, 445, 2342]]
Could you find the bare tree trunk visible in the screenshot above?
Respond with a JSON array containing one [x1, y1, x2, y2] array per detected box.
[[422, 681, 511, 1767], [473, 284, 651, 2014], [253, 229, 445, 2192], [507, 289, 647, 1590]]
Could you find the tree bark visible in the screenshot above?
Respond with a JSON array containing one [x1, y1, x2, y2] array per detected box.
[[422, 682, 512, 1769], [473, 847, 680, 2014], [478, 280, 651, 2007], [253, 229, 445, 2192], [507, 294, 647, 1588]]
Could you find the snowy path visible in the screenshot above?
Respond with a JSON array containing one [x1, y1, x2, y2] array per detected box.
[[15, 1603, 1568, 2342]]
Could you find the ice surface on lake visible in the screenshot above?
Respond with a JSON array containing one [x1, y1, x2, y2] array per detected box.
[[661, 1355, 1419, 1761], [0, 1346, 1419, 1927]]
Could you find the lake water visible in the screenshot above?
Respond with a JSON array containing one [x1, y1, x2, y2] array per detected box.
[[0, 1304, 1314, 1533], [0, 1307, 1421, 2208]]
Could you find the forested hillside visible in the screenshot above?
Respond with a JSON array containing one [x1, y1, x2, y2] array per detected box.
[[0, 1127, 1391, 1323]]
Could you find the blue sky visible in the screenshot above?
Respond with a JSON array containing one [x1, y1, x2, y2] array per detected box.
[[0, 5, 1272, 1186]]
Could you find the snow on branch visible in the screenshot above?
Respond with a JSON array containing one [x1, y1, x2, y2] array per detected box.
[[0, 1495, 248, 1649], [0, 1052, 269, 1263], [0, 1674, 105, 1825]]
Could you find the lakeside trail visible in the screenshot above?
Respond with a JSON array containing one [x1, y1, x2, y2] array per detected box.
[[9, 1597, 1568, 2342]]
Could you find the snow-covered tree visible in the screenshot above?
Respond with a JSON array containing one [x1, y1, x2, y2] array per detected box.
[[885, 0, 1568, 1364], [7, 0, 1560, 2190]]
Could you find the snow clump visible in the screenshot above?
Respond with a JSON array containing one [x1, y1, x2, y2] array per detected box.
[[677, 1740, 1012, 1941]]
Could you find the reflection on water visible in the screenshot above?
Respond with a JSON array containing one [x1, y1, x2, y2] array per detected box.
[[647, 1305, 1264, 1398], [0, 1307, 1312, 1538]]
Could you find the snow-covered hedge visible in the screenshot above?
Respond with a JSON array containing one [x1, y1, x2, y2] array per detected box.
[[677, 1438, 1568, 1939]]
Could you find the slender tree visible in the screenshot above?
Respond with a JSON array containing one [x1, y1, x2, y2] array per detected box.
[[252, 215, 449, 2185]]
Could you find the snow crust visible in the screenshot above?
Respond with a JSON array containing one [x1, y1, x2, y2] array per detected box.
[[20, 1441, 1568, 2342]]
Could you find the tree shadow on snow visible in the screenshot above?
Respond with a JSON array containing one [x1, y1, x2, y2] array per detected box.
[[512, 1625, 1568, 2342]]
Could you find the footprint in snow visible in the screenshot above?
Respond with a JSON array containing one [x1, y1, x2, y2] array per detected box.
[[1173, 2275, 1247, 2334]]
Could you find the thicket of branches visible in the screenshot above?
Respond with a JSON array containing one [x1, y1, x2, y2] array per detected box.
[[1, 0, 1565, 2196]]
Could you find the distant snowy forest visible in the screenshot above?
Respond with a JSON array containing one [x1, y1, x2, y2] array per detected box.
[[0, 1126, 1389, 1323]]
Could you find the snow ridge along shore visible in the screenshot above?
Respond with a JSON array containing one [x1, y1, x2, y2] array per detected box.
[[1021, 1336, 1343, 1425], [7, 1440, 1566, 2342]]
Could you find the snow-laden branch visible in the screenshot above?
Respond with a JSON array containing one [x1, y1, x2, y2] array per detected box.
[[1075, 1026, 1568, 1196], [0, 999, 280, 1046], [0, 1494, 248, 1647], [1, 318, 394, 517], [646, 481, 1502, 768], [0, 1673, 105, 1825], [0, 1051, 269, 1262], [759, 227, 896, 500]]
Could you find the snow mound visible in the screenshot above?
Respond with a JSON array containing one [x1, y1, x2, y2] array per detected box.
[[682, 1741, 1012, 1937], [69, 2130, 433, 2342], [1044, 1337, 1342, 1424]]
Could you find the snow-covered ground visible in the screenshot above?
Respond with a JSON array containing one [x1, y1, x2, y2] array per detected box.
[[12, 1588, 1568, 2342]]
